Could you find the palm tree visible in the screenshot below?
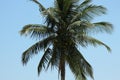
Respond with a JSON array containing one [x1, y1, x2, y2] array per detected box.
[[20, 0, 113, 80]]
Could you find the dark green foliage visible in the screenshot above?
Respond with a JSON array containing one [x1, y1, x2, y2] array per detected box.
[[20, 0, 113, 80]]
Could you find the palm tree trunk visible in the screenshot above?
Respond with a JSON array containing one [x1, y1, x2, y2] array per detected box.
[[59, 49, 65, 80], [61, 60, 65, 80]]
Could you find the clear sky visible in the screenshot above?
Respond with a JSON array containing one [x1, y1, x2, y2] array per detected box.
[[0, 0, 120, 80]]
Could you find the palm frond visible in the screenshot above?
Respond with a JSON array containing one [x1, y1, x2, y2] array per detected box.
[[76, 0, 91, 10], [68, 21, 92, 34], [38, 48, 52, 75], [71, 12, 82, 23], [71, 0, 92, 22], [91, 22, 113, 33], [22, 35, 55, 65], [80, 5, 107, 21], [68, 21, 82, 27], [81, 21, 113, 34], [68, 21, 113, 34], [54, 0, 79, 23], [31, 0, 45, 12], [66, 47, 93, 80], [76, 35, 111, 52], [44, 8, 59, 27], [46, 45, 60, 70], [20, 24, 54, 39]]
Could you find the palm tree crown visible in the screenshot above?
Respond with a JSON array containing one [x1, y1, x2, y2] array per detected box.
[[20, 0, 113, 80]]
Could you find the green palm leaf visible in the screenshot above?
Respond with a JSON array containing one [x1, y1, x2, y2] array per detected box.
[[66, 47, 93, 80], [69, 21, 82, 27], [22, 35, 55, 65], [68, 21, 113, 34], [78, 0, 91, 8], [46, 45, 60, 69], [76, 35, 111, 52], [20, 24, 54, 38], [32, 0, 45, 12], [38, 48, 52, 75], [91, 22, 113, 33], [77, 5, 107, 21], [44, 8, 59, 27]]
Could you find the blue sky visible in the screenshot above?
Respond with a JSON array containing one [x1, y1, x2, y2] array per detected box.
[[0, 0, 120, 80]]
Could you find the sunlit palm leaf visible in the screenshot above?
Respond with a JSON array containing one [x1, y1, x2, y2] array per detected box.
[[20, 24, 54, 38], [68, 21, 82, 28], [44, 8, 59, 27], [71, 13, 82, 23]]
